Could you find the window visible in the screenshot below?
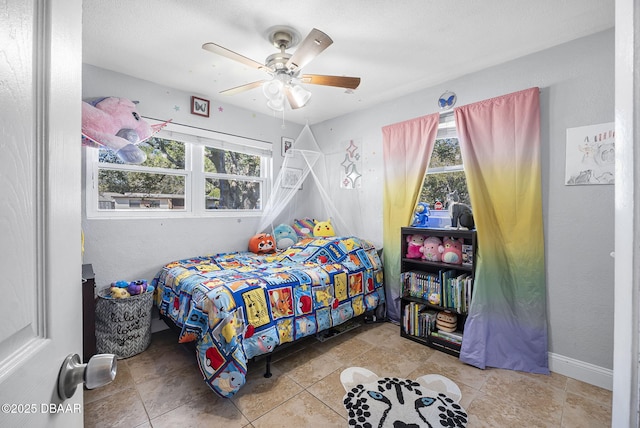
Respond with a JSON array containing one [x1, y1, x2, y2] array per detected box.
[[417, 114, 471, 209], [86, 120, 272, 218]]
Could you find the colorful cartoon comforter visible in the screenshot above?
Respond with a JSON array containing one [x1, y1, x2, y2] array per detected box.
[[152, 236, 385, 398]]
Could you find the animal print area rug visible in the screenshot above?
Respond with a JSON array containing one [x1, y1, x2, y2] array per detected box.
[[341, 367, 467, 428]]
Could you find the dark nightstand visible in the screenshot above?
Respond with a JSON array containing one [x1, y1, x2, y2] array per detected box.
[[82, 264, 97, 362]]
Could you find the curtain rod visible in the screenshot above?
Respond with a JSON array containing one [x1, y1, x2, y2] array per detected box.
[[142, 116, 273, 145]]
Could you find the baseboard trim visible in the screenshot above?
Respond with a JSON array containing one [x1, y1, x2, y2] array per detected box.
[[548, 352, 612, 391]]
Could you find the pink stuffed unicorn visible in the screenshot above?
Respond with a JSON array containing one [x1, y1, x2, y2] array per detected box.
[[82, 97, 168, 164]]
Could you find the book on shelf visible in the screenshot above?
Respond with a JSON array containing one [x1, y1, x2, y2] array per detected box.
[[431, 329, 463, 344], [403, 302, 439, 338], [462, 244, 474, 266]]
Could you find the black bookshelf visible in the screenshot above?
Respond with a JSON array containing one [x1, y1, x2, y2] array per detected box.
[[399, 227, 477, 357]]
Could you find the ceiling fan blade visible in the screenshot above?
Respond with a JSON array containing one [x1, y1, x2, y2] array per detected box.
[[220, 80, 266, 95], [202, 42, 268, 71], [301, 74, 361, 90], [286, 28, 333, 72]]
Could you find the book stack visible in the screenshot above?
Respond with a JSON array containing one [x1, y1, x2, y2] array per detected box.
[[401, 271, 441, 301], [402, 302, 438, 338]]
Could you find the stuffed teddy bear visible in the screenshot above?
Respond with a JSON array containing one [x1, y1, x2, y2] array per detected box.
[[313, 219, 335, 237], [82, 97, 169, 164], [248, 233, 276, 254], [273, 223, 298, 249], [420, 236, 442, 262], [405, 234, 426, 259], [441, 237, 464, 264]]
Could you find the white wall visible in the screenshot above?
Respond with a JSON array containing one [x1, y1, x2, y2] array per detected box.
[[81, 65, 304, 289], [309, 29, 615, 384]]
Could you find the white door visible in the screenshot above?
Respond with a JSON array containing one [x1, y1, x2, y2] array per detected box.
[[0, 1, 83, 427]]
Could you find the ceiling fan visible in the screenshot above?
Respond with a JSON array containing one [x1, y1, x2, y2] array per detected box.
[[202, 26, 361, 111]]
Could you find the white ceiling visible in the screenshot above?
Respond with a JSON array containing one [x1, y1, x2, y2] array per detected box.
[[82, 0, 614, 125]]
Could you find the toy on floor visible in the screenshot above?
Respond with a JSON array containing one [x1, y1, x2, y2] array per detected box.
[[273, 224, 298, 249], [405, 234, 426, 259], [82, 96, 170, 164], [248, 233, 276, 254], [313, 219, 335, 237]]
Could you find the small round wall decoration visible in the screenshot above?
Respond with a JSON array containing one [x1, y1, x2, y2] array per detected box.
[[438, 91, 457, 110]]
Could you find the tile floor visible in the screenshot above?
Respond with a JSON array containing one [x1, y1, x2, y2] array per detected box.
[[84, 321, 612, 427]]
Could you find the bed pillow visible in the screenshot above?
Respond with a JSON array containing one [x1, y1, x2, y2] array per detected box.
[[292, 218, 316, 238]]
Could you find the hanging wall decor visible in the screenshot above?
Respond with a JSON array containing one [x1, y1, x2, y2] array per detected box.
[[438, 91, 457, 111], [565, 122, 615, 185], [190, 96, 210, 117], [340, 138, 362, 189]]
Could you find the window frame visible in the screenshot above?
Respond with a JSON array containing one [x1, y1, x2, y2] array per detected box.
[[85, 119, 272, 219], [416, 112, 471, 209]]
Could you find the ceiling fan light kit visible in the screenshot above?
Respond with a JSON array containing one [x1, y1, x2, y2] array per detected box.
[[202, 26, 361, 113]]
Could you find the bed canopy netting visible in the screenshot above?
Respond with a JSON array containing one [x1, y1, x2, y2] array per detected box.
[[256, 125, 360, 240]]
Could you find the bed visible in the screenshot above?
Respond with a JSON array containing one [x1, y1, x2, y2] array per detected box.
[[152, 235, 385, 398]]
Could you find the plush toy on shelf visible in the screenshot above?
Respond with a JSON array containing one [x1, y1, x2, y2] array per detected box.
[[420, 236, 443, 262], [82, 96, 170, 164], [273, 224, 298, 249], [313, 219, 335, 237], [248, 233, 276, 254], [411, 202, 430, 227], [436, 311, 458, 333], [441, 237, 464, 264], [405, 234, 426, 259]]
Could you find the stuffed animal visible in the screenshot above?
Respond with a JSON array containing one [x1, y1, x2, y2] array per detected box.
[[405, 234, 425, 259], [411, 202, 430, 227], [248, 233, 276, 254], [82, 97, 169, 164], [436, 311, 458, 332], [313, 219, 335, 237], [420, 236, 442, 262], [273, 224, 298, 249], [441, 236, 464, 264], [110, 286, 130, 299], [127, 280, 147, 296]]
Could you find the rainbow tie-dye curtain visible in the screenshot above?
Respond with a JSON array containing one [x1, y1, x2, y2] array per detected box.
[[382, 114, 439, 322], [455, 87, 549, 374]]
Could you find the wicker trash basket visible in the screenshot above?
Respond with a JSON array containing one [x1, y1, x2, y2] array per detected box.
[[95, 290, 153, 359]]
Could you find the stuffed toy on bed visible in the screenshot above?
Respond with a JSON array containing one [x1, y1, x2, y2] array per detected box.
[[248, 233, 276, 254], [273, 224, 298, 249], [82, 96, 168, 164], [313, 219, 335, 237]]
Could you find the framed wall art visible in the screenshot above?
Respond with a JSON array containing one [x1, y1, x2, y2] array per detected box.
[[191, 96, 210, 117], [281, 137, 294, 157]]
